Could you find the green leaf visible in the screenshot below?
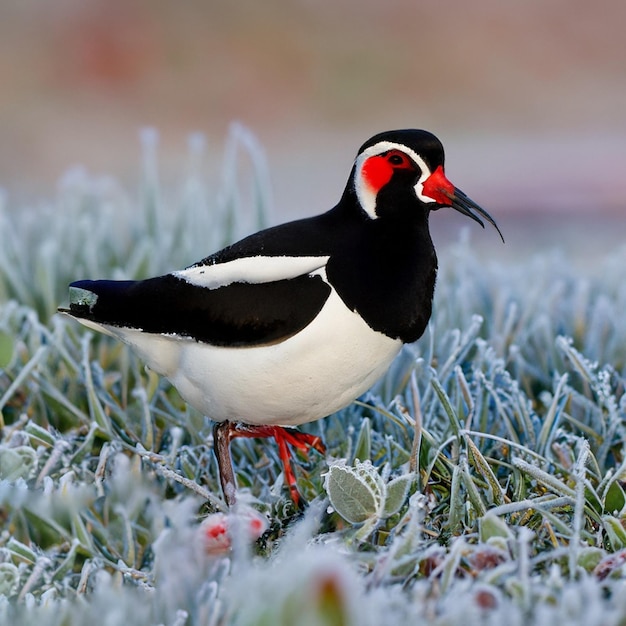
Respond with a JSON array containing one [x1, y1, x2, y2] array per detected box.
[[72, 512, 96, 553], [537, 374, 568, 455], [577, 547, 605, 572], [465, 436, 504, 506], [325, 463, 381, 524], [459, 457, 487, 517], [0, 330, 14, 369], [431, 375, 462, 438], [25, 420, 56, 447], [81, 336, 112, 437], [448, 464, 464, 532], [602, 515, 626, 551], [383, 474, 413, 518], [0, 446, 37, 480], [479, 513, 513, 542], [604, 481, 626, 515], [352, 417, 371, 463], [6, 538, 37, 564], [51, 541, 80, 582], [0, 562, 19, 597]]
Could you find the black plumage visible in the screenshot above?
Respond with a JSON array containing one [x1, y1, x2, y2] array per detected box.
[[68, 274, 332, 347]]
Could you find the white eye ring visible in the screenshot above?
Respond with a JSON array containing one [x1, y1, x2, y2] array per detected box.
[[354, 141, 433, 219]]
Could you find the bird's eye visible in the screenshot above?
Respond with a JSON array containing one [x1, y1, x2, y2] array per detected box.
[[385, 150, 416, 170], [388, 154, 405, 165]]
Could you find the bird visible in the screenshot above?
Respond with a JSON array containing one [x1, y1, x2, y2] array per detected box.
[[60, 129, 503, 507]]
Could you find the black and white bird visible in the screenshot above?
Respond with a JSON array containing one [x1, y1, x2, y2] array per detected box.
[[60, 129, 503, 507]]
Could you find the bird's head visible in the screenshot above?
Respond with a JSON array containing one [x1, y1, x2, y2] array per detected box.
[[352, 129, 504, 241]]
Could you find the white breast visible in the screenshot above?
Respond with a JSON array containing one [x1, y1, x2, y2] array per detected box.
[[107, 286, 402, 426]]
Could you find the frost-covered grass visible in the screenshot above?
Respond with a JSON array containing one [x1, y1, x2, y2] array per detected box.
[[0, 125, 625, 625]]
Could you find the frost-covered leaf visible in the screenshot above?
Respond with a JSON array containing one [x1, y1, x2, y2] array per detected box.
[[479, 513, 513, 543], [325, 462, 382, 524], [577, 547, 605, 572], [326, 460, 412, 524], [382, 474, 413, 518], [465, 437, 504, 506], [0, 562, 19, 597], [602, 515, 626, 551], [448, 464, 464, 531], [0, 446, 37, 480]]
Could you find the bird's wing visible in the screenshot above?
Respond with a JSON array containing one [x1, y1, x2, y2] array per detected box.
[[65, 254, 332, 347], [62, 210, 344, 346]]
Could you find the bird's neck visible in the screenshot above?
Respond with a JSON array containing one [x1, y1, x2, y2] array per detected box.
[[324, 195, 437, 343]]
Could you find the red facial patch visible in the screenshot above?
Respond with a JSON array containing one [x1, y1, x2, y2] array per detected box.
[[362, 155, 394, 192], [421, 165, 455, 205], [362, 150, 418, 193]]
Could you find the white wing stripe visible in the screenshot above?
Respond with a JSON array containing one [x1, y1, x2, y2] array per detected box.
[[173, 255, 330, 289]]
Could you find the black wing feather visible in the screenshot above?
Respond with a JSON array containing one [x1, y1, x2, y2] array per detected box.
[[68, 273, 331, 347]]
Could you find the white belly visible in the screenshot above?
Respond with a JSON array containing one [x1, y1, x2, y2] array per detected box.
[[101, 289, 402, 426]]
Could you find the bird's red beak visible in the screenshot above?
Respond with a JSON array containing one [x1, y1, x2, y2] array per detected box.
[[422, 165, 504, 242], [421, 165, 455, 206]]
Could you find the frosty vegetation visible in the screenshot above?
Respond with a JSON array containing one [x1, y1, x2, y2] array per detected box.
[[0, 125, 625, 625]]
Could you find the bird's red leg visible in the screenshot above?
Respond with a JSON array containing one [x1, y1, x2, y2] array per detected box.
[[274, 428, 326, 456], [212, 421, 325, 506], [273, 430, 301, 506]]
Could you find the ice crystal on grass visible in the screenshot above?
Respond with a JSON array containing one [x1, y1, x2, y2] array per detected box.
[[1, 126, 626, 623]]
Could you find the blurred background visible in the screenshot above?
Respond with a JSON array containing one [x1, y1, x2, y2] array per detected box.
[[1, 0, 625, 256]]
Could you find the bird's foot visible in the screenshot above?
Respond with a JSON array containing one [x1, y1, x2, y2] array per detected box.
[[213, 421, 325, 507]]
